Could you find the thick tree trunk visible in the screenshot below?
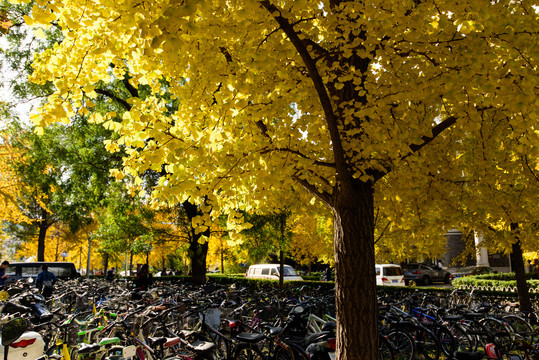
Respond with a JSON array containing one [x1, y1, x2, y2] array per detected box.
[[511, 237, 532, 312], [333, 180, 378, 359], [183, 200, 210, 285], [190, 241, 208, 285]]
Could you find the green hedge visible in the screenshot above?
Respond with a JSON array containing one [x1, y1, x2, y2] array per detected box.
[[471, 272, 537, 281], [206, 273, 335, 292], [452, 273, 539, 292]]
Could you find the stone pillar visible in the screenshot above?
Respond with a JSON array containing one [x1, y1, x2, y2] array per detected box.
[[474, 231, 490, 267]]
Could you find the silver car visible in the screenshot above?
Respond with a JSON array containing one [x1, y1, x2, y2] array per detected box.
[[403, 263, 452, 285]]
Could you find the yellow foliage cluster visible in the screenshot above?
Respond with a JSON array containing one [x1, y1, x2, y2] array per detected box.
[[0, 132, 31, 224]]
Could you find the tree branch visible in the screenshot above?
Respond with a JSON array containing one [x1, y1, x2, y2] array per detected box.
[[95, 89, 132, 110], [259, 1, 348, 179], [292, 174, 333, 209], [407, 115, 457, 155]]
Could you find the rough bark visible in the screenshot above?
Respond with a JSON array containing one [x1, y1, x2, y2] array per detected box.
[[184, 200, 210, 285], [190, 241, 208, 284], [510, 227, 532, 312], [333, 180, 378, 359]]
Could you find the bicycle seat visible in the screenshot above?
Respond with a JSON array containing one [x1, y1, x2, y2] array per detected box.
[[236, 332, 265, 343], [464, 312, 484, 320], [78, 343, 101, 354], [264, 325, 283, 336], [179, 329, 196, 338], [322, 321, 336, 332], [188, 339, 216, 353], [165, 337, 181, 347], [147, 336, 167, 347]]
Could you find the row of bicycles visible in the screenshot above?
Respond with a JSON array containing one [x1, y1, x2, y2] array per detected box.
[[0, 277, 538, 360], [378, 289, 539, 360]]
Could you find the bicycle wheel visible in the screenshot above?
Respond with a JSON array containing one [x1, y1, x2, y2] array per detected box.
[[504, 315, 534, 344], [479, 317, 514, 351], [235, 344, 265, 360], [274, 345, 295, 360], [411, 326, 441, 360], [430, 323, 457, 357], [379, 334, 395, 360], [387, 330, 415, 360], [447, 323, 477, 352], [274, 342, 310, 360]]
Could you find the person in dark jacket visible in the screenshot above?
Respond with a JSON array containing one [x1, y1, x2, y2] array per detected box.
[[106, 267, 115, 281], [0, 261, 9, 289], [323, 267, 331, 282], [36, 265, 57, 298], [133, 264, 152, 292]]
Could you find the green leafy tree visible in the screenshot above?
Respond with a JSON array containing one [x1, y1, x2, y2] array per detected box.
[[3, 117, 124, 260]]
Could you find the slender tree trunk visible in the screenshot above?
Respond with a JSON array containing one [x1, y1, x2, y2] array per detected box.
[[37, 208, 49, 261], [510, 223, 532, 312], [333, 180, 378, 359], [54, 235, 59, 262], [279, 249, 284, 291], [220, 247, 224, 274], [103, 253, 109, 275]]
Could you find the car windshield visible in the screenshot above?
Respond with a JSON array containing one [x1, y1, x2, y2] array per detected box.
[[282, 266, 298, 276], [384, 267, 403, 276], [402, 264, 420, 270]]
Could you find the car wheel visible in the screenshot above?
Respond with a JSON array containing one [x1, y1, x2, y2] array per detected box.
[[444, 273, 451, 284], [422, 276, 431, 285]]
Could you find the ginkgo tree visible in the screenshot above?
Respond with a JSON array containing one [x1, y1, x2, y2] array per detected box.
[[24, 0, 538, 358], [0, 114, 30, 225]]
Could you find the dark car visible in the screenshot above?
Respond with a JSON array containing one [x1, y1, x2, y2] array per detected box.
[[451, 266, 497, 279], [4, 262, 80, 284], [403, 263, 452, 285]]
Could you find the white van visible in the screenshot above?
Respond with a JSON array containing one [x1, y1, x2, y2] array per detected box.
[[376, 264, 405, 286], [246, 264, 303, 281]]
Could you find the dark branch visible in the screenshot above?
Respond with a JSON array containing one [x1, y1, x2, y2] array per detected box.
[[95, 89, 132, 110], [408, 115, 457, 154], [259, 1, 348, 178], [292, 174, 333, 209], [122, 77, 139, 98]]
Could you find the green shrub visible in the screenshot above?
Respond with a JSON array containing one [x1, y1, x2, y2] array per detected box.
[[470, 272, 537, 281], [302, 275, 323, 281], [452, 275, 539, 291]]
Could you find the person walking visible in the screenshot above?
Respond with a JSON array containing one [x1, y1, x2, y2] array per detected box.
[[0, 261, 9, 289], [36, 264, 57, 298], [323, 267, 331, 282], [133, 264, 152, 292], [106, 267, 115, 281]]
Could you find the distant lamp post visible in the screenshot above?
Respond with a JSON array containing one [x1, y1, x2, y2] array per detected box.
[[61, 252, 68, 261]]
